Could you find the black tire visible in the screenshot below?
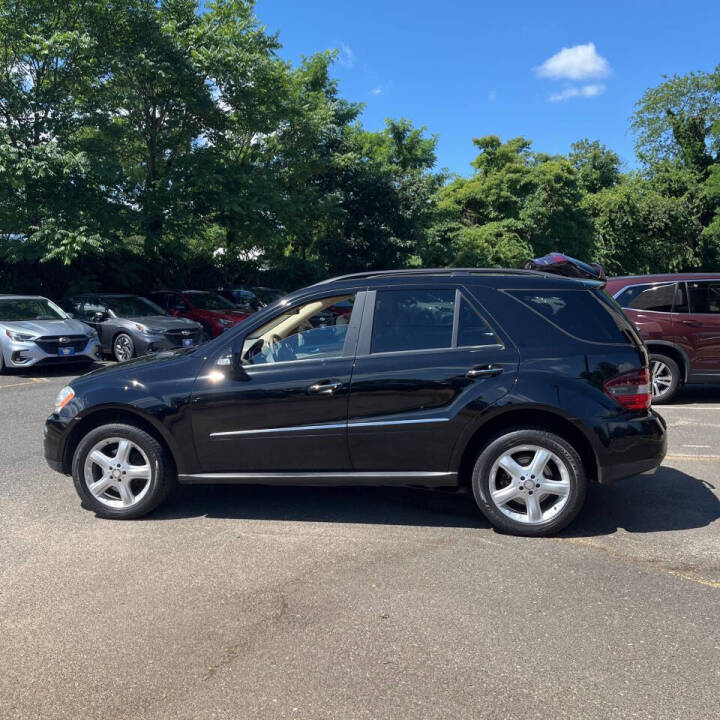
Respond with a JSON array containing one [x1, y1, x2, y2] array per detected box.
[[649, 353, 680, 404], [112, 332, 135, 362], [0, 349, 5, 374], [72, 423, 175, 519], [471, 428, 587, 537]]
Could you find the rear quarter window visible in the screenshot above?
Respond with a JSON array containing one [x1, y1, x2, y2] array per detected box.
[[506, 289, 629, 344]]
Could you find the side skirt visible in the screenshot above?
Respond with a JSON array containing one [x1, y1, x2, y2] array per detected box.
[[177, 471, 458, 487]]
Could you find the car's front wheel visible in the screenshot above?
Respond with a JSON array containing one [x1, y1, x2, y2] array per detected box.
[[71, 423, 175, 519], [113, 333, 135, 362], [471, 429, 587, 536], [649, 353, 680, 404]]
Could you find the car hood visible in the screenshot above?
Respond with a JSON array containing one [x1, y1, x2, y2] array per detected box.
[[125, 315, 200, 330], [74, 346, 199, 383], [0, 318, 91, 336]]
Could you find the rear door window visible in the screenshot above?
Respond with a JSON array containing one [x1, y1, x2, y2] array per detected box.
[[506, 289, 629, 343], [371, 289, 455, 353], [688, 281, 720, 314]]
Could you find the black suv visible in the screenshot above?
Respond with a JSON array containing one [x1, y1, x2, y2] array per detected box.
[[44, 269, 666, 536]]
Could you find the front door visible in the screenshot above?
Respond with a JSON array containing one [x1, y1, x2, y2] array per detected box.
[[190, 291, 364, 473], [347, 284, 519, 475]]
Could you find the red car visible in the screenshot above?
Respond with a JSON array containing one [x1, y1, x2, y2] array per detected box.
[[605, 273, 720, 403], [148, 290, 249, 339]]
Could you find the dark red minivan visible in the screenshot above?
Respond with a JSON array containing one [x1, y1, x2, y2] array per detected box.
[[606, 273, 720, 403]]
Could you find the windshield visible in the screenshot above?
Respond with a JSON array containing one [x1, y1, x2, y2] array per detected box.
[[188, 292, 236, 310], [0, 298, 66, 321], [101, 296, 167, 317]]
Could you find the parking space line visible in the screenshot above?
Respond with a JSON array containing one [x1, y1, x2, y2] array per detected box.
[[557, 537, 720, 589], [0, 378, 50, 390], [665, 453, 720, 461]]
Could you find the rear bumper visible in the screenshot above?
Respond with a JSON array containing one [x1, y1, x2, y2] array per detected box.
[[597, 410, 667, 484]]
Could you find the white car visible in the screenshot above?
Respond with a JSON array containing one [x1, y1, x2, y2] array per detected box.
[[0, 295, 101, 372]]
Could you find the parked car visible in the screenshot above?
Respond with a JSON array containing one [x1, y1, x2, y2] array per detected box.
[[252, 286, 286, 305], [147, 290, 249, 339], [216, 287, 265, 313], [61, 293, 203, 362], [605, 273, 720, 403], [0, 294, 100, 372], [45, 268, 665, 536]]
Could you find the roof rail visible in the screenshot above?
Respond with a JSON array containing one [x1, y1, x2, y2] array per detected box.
[[313, 267, 540, 285]]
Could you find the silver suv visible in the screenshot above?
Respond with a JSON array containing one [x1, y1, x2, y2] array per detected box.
[[0, 295, 100, 372]]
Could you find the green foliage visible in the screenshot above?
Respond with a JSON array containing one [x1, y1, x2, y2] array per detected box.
[[1, 3, 720, 294]]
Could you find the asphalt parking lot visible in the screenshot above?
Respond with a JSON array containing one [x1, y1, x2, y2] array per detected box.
[[1, 366, 719, 720]]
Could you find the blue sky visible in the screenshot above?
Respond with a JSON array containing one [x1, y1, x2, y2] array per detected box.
[[254, 0, 720, 176]]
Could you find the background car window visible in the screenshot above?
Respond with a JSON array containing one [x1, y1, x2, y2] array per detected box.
[[82, 300, 107, 319], [617, 283, 677, 312], [186, 292, 235, 310], [372, 289, 455, 353], [243, 294, 355, 365], [457, 297, 499, 346], [100, 296, 166, 317], [688, 281, 720, 314], [508, 289, 627, 343]]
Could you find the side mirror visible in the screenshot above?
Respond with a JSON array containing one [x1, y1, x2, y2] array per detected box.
[[93, 311, 107, 323]]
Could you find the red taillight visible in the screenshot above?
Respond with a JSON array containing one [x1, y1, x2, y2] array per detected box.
[[603, 368, 651, 411]]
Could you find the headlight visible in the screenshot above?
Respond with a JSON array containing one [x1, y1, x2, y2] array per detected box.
[[54, 386, 75, 414], [5, 329, 37, 342], [135, 323, 152, 333]]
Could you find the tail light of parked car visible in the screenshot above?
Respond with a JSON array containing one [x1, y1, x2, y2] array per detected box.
[[603, 368, 652, 411]]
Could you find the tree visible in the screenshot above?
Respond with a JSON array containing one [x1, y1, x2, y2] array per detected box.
[[570, 139, 621, 193], [427, 136, 593, 268]]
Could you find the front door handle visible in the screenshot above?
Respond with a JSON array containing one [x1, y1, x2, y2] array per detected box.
[[466, 364, 503, 379], [680, 320, 702, 327], [308, 380, 343, 395]]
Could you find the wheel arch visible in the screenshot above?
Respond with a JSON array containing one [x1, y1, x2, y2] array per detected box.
[[644, 341, 688, 383], [62, 405, 182, 476], [456, 408, 599, 488]]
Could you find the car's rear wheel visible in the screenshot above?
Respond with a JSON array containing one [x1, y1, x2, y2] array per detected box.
[[471, 429, 587, 536], [113, 333, 135, 362], [649, 353, 680, 404], [0, 349, 5, 374], [72, 423, 175, 519]]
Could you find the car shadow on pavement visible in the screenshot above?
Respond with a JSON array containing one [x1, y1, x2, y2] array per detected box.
[[150, 465, 720, 536], [565, 466, 720, 536], [7, 361, 107, 379]]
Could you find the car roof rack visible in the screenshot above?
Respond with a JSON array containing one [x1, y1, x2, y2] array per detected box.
[[313, 267, 540, 285]]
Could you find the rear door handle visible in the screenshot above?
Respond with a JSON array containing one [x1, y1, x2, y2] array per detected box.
[[681, 320, 702, 327], [466, 364, 503, 379], [307, 380, 343, 395]]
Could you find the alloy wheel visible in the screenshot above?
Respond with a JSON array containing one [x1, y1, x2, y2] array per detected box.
[[488, 444, 571, 525], [650, 359, 673, 400], [114, 334, 134, 362], [83, 437, 151, 509]]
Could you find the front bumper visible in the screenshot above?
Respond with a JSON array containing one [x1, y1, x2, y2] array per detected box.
[[134, 330, 203, 354], [2, 337, 101, 368], [598, 410, 667, 484], [44, 415, 68, 473]]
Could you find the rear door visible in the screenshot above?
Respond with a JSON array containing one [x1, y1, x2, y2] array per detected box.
[[347, 283, 519, 476], [683, 280, 720, 376]]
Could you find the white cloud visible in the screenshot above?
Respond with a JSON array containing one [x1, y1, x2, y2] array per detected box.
[[339, 43, 355, 68], [370, 87, 383, 96], [488, 90, 496, 102], [548, 83, 606, 103], [536, 42, 610, 80]]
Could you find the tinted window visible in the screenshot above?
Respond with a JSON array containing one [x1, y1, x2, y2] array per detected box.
[[372, 289, 455, 353], [100, 296, 166, 317], [0, 298, 65, 321], [617, 283, 677, 312], [507, 289, 627, 343], [688, 281, 720, 314], [457, 297, 499, 347], [186, 292, 235, 310]]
